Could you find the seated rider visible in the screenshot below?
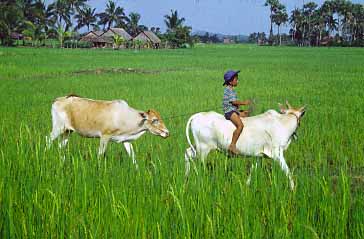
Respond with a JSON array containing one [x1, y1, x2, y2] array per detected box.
[[222, 70, 251, 155]]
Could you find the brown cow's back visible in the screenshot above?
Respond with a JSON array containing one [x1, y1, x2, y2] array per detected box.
[[53, 96, 141, 136]]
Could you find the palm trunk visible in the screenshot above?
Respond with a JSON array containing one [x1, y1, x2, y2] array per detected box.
[[278, 25, 281, 45], [319, 29, 322, 46], [269, 9, 273, 42], [292, 24, 296, 42], [302, 25, 305, 46]]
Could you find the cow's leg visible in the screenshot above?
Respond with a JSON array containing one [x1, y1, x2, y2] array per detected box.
[[46, 109, 67, 149], [46, 126, 65, 149], [123, 142, 138, 169], [198, 143, 213, 173], [247, 146, 275, 186], [58, 131, 72, 149], [196, 143, 212, 162], [184, 147, 196, 176], [246, 161, 258, 186], [98, 135, 110, 157], [275, 148, 294, 190]]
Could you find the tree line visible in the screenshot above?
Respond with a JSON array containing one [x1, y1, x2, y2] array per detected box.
[[0, 0, 193, 48], [250, 0, 364, 47]]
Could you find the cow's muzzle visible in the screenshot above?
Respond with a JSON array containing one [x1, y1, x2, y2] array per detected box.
[[160, 130, 169, 138]]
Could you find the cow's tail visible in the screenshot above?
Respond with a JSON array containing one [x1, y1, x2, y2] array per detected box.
[[185, 114, 197, 157], [184, 114, 199, 176]]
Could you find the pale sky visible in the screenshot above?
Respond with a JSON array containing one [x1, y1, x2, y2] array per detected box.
[[79, 0, 363, 35]]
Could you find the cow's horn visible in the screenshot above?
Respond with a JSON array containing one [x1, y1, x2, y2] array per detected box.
[[286, 100, 292, 109]]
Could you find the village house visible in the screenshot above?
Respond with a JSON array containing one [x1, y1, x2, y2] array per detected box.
[[80, 28, 132, 48], [101, 28, 132, 48], [80, 31, 107, 48], [133, 31, 161, 49]]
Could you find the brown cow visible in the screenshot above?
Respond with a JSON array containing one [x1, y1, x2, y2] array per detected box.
[[46, 95, 169, 166]]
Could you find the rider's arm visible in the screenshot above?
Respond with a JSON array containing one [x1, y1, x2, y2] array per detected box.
[[231, 100, 250, 106]]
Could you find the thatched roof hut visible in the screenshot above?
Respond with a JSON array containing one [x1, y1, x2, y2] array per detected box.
[[80, 31, 108, 47], [133, 31, 161, 48], [101, 28, 132, 41], [134, 31, 161, 44], [93, 31, 104, 36]]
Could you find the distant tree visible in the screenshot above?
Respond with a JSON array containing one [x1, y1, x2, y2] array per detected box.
[[133, 39, 143, 50], [56, 24, 66, 47], [321, 0, 337, 37], [164, 10, 185, 32], [126, 12, 146, 37], [340, 1, 354, 44], [210, 34, 219, 43], [289, 8, 303, 43], [113, 34, 125, 49], [302, 2, 318, 45], [48, 0, 72, 31], [17, 0, 50, 45], [22, 21, 37, 46], [0, 1, 24, 45], [248, 32, 258, 43], [264, 0, 280, 41], [272, 3, 288, 45], [164, 9, 192, 48], [66, 0, 87, 13], [201, 32, 209, 43], [74, 7, 97, 31], [312, 7, 327, 46], [97, 0, 127, 30], [352, 3, 364, 43], [258, 32, 267, 43]]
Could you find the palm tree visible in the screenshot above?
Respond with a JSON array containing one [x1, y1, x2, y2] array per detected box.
[[264, 0, 279, 41], [74, 7, 97, 31], [126, 12, 146, 37], [272, 3, 288, 45], [321, 1, 337, 36], [56, 24, 65, 47], [97, 0, 126, 30], [177, 25, 192, 44], [66, 0, 87, 13], [164, 10, 185, 32], [290, 8, 303, 43], [302, 2, 318, 45], [19, 0, 50, 45], [113, 34, 125, 49], [312, 8, 326, 46], [0, 1, 24, 45], [340, 1, 354, 43], [332, 0, 345, 37], [48, 0, 72, 31], [352, 3, 364, 42]]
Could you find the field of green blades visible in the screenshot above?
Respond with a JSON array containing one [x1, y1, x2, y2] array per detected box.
[[0, 45, 363, 238]]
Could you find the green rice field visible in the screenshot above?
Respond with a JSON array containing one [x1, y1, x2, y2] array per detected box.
[[0, 45, 363, 238]]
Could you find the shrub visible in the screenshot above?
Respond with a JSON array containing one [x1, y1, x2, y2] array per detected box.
[[63, 40, 92, 48], [77, 41, 92, 48]]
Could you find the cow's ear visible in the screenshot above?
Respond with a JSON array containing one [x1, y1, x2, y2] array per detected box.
[[278, 103, 286, 113], [139, 112, 147, 119], [139, 112, 148, 126], [299, 105, 306, 112]]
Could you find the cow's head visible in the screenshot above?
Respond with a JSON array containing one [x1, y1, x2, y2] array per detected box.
[[278, 101, 306, 122], [140, 109, 169, 138]]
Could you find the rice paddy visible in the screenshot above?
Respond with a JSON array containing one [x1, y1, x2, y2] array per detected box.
[[0, 44, 363, 238]]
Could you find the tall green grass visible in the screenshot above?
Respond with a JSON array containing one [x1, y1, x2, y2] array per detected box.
[[0, 45, 363, 238]]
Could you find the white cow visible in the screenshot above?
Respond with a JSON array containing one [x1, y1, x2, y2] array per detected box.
[[46, 95, 169, 166], [184, 102, 306, 190]]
